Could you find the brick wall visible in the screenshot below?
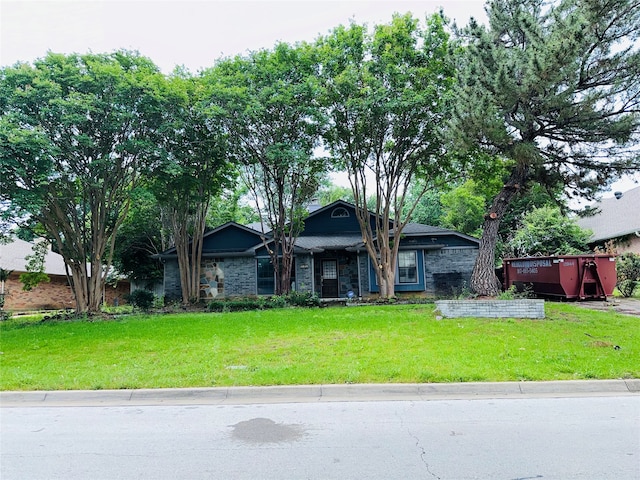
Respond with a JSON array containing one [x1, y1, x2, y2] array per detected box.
[[2, 273, 129, 311], [424, 247, 478, 296], [223, 257, 257, 297], [435, 299, 545, 319]]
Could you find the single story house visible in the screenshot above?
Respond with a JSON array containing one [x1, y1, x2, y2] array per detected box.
[[576, 186, 640, 254], [156, 201, 479, 301], [0, 238, 130, 311]]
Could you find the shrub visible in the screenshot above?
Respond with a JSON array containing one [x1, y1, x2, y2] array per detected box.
[[616, 253, 640, 297], [268, 295, 288, 309], [283, 291, 321, 307], [125, 290, 156, 311], [206, 292, 321, 312], [207, 298, 266, 312]]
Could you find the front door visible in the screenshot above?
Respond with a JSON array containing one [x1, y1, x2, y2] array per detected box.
[[321, 260, 339, 298]]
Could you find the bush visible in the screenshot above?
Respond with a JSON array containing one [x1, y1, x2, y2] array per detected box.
[[207, 298, 266, 312], [206, 292, 321, 312], [617, 253, 640, 297], [285, 291, 321, 307], [125, 290, 156, 311]]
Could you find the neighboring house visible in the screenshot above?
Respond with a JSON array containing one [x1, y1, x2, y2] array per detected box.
[[0, 238, 129, 311], [156, 201, 479, 301], [576, 186, 640, 254]]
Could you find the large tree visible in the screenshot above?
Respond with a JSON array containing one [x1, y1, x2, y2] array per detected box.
[[151, 71, 234, 304], [0, 51, 165, 312], [206, 42, 328, 295], [112, 187, 165, 286], [451, 0, 640, 296], [317, 13, 456, 297]]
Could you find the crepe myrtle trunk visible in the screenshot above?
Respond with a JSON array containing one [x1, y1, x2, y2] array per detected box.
[[471, 168, 527, 296]]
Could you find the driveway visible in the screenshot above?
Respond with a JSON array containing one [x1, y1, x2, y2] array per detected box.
[[574, 297, 640, 317]]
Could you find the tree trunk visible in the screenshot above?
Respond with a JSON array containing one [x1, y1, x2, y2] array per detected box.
[[470, 169, 527, 296], [67, 264, 90, 313]]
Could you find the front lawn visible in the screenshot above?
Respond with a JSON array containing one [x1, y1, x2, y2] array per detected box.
[[0, 303, 637, 391]]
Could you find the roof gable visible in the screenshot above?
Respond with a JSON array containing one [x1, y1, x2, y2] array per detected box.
[[201, 222, 264, 253], [397, 223, 480, 247], [301, 200, 383, 235], [159, 222, 264, 256]]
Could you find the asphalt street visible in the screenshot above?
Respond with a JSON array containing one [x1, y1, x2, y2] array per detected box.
[[1, 381, 639, 480]]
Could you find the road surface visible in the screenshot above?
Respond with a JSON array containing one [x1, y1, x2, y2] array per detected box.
[[2, 385, 638, 479]]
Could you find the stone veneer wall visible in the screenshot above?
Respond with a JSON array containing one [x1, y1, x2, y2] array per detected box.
[[435, 299, 545, 319], [164, 257, 260, 301], [295, 254, 314, 294]]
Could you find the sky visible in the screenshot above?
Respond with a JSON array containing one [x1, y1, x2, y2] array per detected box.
[[1, 0, 637, 198], [1, 0, 488, 73]]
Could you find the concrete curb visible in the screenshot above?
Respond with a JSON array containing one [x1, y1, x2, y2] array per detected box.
[[1, 379, 638, 407]]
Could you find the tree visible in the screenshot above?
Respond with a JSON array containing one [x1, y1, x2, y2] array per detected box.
[[616, 252, 640, 297], [401, 184, 446, 227], [440, 181, 487, 237], [151, 71, 234, 304], [0, 51, 165, 312], [451, 0, 640, 296], [0, 267, 11, 315], [207, 42, 328, 295], [315, 181, 355, 206], [317, 13, 456, 297], [19, 239, 50, 291], [112, 187, 165, 285], [508, 205, 592, 256], [207, 185, 260, 228]]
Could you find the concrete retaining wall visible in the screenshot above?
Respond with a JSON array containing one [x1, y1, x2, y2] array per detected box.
[[435, 299, 545, 319]]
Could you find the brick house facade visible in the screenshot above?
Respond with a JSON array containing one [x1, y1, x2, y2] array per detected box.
[[0, 238, 129, 311]]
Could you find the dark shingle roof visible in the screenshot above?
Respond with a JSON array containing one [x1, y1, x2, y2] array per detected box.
[[294, 234, 363, 251], [395, 223, 480, 244]]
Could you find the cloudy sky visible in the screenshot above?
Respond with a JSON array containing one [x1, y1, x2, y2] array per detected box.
[[1, 0, 488, 73], [1, 0, 637, 197]]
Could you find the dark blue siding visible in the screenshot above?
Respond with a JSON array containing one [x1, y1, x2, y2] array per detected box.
[[202, 226, 262, 253]]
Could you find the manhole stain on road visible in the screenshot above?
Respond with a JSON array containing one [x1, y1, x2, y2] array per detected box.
[[230, 417, 308, 444]]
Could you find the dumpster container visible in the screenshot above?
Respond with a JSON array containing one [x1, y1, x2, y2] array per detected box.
[[503, 255, 616, 300]]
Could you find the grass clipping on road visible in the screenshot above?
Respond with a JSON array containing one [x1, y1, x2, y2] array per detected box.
[[0, 303, 637, 391]]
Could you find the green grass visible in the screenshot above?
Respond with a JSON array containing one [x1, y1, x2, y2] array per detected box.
[[1, 303, 638, 391]]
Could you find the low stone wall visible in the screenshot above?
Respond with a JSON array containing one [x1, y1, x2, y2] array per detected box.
[[435, 299, 545, 319]]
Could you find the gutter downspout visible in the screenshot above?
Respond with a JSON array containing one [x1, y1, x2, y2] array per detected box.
[[357, 249, 362, 299], [310, 252, 315, 296]]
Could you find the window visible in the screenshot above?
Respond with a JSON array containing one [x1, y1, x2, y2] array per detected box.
[[331, 207, 350, 218], [397, 251, 418, 284], [256, 257, 296, 294], [256, 258, 275, 295]]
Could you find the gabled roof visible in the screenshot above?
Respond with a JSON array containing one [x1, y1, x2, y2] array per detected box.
[[398, 223, 480, 244], [158, 201, 479, 257], [576, 186, 640, 243], [303, 199, 358, 218], [207, 221, 266, 237], [159, 222, 263, 258], [0, 238, 68, 276]]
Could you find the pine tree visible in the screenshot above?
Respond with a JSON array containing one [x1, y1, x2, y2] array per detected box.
[[451, 0, 640, 295]]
